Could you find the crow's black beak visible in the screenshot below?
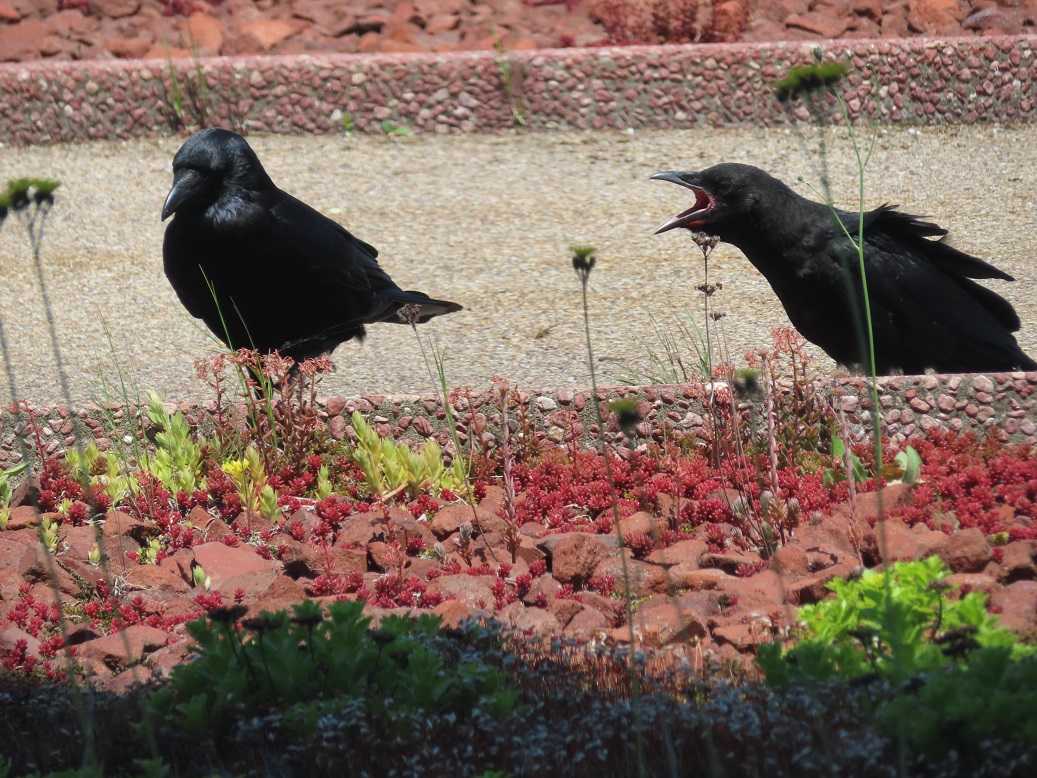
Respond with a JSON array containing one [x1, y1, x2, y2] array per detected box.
[[651, 170, 714, 235], [650, 170, 698, 189], [162, 168, 207, 221]]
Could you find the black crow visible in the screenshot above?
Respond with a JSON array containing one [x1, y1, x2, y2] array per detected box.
[[161, 128, 461, 362], [652, 163, 1036, 375]]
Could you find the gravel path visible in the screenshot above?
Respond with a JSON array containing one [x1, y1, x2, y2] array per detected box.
[[2, 125, 1035, 405]]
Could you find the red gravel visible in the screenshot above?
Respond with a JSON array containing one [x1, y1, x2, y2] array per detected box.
[[1, 0, 1034, 64]]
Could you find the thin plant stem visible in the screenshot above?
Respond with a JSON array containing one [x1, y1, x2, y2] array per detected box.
[[572, 253, 645, 778]]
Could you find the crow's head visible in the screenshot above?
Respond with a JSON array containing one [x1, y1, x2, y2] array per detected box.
[[651, 163, 779, 240], [162, 128, 273, 222]]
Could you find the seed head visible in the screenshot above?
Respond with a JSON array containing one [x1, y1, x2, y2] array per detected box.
[[570, 244, 597, 280]]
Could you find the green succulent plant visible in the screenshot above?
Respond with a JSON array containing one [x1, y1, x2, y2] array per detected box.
[[348, 411, 467, 499]]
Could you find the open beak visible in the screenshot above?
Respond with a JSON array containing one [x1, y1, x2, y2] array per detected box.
[[651, 171, 714, 234], [161, 168, 206, 221]]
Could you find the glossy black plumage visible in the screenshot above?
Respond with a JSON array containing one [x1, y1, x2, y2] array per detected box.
[[161, 128, 461, 362], [652, 163, 1035, 375]]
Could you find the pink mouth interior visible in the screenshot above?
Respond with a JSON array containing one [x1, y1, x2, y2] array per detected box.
[[677, 187, 713, 221]]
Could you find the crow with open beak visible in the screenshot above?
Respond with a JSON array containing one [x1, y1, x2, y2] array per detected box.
[[652, 162, 1035, 375], [161, 128, 462, 362]]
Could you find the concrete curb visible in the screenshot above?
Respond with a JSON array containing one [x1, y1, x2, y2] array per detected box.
[[3, 372, 1034, 470], [2, 35, 1035, 145]]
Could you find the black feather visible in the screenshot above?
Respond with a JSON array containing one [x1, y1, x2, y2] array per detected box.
[[161, 128, 462, 363]]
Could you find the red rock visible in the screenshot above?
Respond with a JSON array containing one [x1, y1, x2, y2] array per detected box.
[[787, 560, 861, 604], [701, 550, 764, 575], [144, 638, 194, 680], [631, 600, 708, 646], [144, 44, 190, 59], [717, 569, 787, 609], [538, 532, 614, 584], [102, 509, 153, 542], [591, 554, 668, 595], [938, 528, 991, 573], [335, 511, 386, 546], [5, 505, 39, 530], [853, 0, 883, 19], [881, 7, 910, 36], [77, 624, 170, 671], [548, 596, 583, 628], [770, 544, 810, 577], [425, 12, 459, 34], [240, 19, 302, 51], [158, 548, 195, 585], [647, 538, 708, 568], [711, 0, 749, 41], [874, 519, 946, 563], [192, 542, 279, 598], [249, 575, 308, 614], [499, 601, 560, 635], [673, 566, 728, 590], [522, 573, 561, 604], [0, 19, 53, 61], [1000, 541, 1036, 582], [786, 11, 850, 37], [944, 573, 1000, 598], [0, 625, 40, 657], [0, 3, 20, 22], [430, 502, 470, 539], [427, 573, 495, 609], [618, 511, 664, 539], [849, 484, 915, 524], [432, 598, 479, 629], [712, 621, 765, 652], [0, 536, 77, 598], [907, 0, 967, 34], [565, 604, 610, 635], [183, 13, 223, 55], [64, 524, 138, 568], [123, 563, 190, 593], [989, 580, 1037, 636], [92, 0, 140, 18]]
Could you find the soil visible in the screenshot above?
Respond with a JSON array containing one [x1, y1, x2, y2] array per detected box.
[[0, 0, 1034, 64]]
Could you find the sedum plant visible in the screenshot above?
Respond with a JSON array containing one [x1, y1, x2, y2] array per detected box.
[[65, 442, 135, 506], [140, 391, 205, 495], [148, 600, 517, 739], [221, 445, 281, 525], [0, 461, 29, 529], [349, 411, 467, 499]]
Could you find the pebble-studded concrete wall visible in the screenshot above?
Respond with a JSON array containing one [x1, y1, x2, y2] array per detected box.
[[2, 372, 1035, 471], [2, 35, 1035, 145]]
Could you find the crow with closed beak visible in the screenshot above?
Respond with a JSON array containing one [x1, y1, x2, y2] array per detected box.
[[161, 128, 461, 362], [652, 163, 1035, 375]]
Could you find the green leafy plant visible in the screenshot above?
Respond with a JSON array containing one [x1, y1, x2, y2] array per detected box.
[[221, 445, 281, 526], [340, 110, 355, 134], [759, 557, 1037, 759], [148, 600, 518, 738], [380, 119, 412, 138], [140, 391, 205, 495], [349, 411, 467, 499], [758, 556, 1033, 687], [0, 460, 28, 529], [39, 514, 60, 554], [65, 442, 135, 506], [877, 646, 1037, 755]]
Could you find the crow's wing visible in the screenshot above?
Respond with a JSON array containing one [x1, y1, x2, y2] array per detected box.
[[824, 227, 1029, 371], [267, 189, 399, 294], [841, 205, 1015, 282]]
